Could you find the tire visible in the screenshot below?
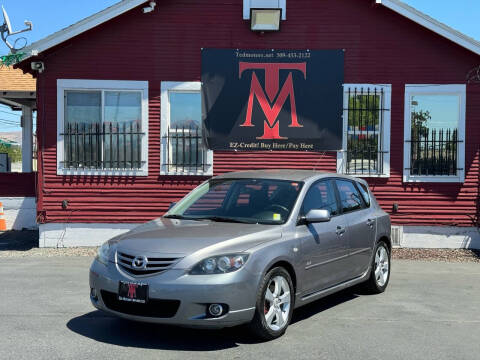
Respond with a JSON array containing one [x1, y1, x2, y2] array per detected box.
[[361, 240, 391, 294], [248, 267, 294, 341]]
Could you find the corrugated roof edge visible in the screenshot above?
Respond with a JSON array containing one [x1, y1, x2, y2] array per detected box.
[[15, 0, 480, 67]]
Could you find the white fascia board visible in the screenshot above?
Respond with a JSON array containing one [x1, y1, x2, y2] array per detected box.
[[22, 0, 148, 60], [376, 0, 480, 56]]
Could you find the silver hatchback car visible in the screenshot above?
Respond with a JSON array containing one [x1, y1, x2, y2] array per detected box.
[[90, 170, 391, 340]]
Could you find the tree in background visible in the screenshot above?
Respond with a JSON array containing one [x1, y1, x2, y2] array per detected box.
[[0, 143, 22, 163], [411, 109, 431, 139]]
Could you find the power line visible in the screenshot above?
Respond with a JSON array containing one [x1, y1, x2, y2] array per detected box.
[[0, 116, 20, 122], [0, 104, 37, 112], [0, 117, 19, 123], [0, 109, 21, 117], [0, 120, 21, 126], [0, 120, 37, 127]]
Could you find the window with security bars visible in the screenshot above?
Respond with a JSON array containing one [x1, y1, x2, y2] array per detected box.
[[403, 85, 466, 182], [409, 127, 459, 176], [164, 125, 207, 173], [338, 85, 391, 177], [57, 80, 148, 175], [160, 82, 212, 175], [62, 91, 144, 170]]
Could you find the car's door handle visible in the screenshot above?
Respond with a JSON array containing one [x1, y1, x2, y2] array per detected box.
[[366, 219, 375, 227], [336, 226, 346, 236]]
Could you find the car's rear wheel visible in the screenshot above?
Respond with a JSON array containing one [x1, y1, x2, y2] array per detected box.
[[361, 240, 391, 294], [248, 267, 294, 340]]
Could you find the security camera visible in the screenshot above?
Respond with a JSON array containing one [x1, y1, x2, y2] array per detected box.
[[31, 61, 45, 73], [24, 20, 33, 30], [142, 1, 156, 13]]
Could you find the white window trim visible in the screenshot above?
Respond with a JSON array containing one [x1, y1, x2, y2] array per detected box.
[[337, 84, 391, 178], [403, 84, 466, 183], [160, 81, 213, 176], [57, 79, 149, 176]]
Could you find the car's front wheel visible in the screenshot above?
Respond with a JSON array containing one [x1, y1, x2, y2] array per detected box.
[[248, 267, 294, 340]]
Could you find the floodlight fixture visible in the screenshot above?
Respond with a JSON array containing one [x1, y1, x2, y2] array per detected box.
[[250, 8, 282, 32]]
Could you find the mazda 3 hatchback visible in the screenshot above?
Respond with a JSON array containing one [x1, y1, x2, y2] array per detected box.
[[90, 170, 391, 340]]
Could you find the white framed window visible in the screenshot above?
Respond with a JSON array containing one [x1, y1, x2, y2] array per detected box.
[[337, 84, 391, 177], [57, 79, 149, 176], [160, 81, 213, 176], [403, 84, 466, 183]]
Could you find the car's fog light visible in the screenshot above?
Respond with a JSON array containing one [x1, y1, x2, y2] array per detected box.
[[90, 287, 98, 300], [208, 304, 224, 317]]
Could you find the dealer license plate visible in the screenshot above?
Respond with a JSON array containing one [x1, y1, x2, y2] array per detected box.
[[118, 281, 148, 304]]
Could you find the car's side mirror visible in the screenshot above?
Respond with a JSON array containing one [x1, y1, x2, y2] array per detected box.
[[168, 202, 177, 210], [305, 209, 331, 223]]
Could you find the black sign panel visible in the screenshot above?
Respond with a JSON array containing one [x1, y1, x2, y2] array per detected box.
[[202, 49, 344, 151]]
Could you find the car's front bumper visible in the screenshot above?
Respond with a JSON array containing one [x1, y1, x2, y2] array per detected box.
[[89, 258, 258, 328]]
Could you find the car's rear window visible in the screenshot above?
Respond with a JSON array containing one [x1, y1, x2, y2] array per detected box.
[[357, 182, 371, 207]]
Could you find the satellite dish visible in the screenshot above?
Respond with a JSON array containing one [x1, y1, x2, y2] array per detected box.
[[0, 6, 33, 53], [2, 6, 12, 35]]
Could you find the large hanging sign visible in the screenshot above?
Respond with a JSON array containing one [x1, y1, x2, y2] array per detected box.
[[202, 49, 344, 151]]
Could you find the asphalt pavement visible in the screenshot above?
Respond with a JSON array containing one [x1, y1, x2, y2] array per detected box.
[[0, 257, 479, 360]]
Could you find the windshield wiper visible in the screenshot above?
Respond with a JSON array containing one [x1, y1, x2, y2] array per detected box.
[[165, 214, 257, 224], [197, 216, 258, 224], [163, 214, 187, 219], [163, 214, 204, 221]]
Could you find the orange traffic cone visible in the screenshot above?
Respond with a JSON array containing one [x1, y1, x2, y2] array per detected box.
[[0, 202, 6, 231]]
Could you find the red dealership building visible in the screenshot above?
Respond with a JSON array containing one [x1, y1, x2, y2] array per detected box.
[[9, 0, 480, 247]]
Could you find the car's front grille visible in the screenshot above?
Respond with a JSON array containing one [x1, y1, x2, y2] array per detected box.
[[116, 251, 181, 276], [100, 291, 180, 318]]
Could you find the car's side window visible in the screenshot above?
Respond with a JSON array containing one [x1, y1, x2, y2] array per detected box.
[[357, 182, 371, 208], [302, 180, 339, 216], [335, 180, 364, 214]]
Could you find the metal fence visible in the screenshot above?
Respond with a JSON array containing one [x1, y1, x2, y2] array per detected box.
[[162, 127, 210, 173], [407, 128, 461, 176], [344, 87, 389, 175], [61, 122, 144, 169]]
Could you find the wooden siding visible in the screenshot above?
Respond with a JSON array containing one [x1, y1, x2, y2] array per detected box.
[[26, 0, 480, 227]]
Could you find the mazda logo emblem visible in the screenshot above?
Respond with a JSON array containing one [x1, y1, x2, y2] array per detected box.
[[132, 256, 148, 270]]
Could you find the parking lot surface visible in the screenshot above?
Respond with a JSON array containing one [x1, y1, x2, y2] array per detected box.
[[1, 257, 479, 360]]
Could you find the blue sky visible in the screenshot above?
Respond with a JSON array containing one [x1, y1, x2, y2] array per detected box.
[[0, 0, 479, 132], [0, 0, 118, 132]]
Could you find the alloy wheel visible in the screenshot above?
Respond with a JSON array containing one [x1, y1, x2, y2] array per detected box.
[[374, 245, 390, 287], [263, 275, 291, 331]]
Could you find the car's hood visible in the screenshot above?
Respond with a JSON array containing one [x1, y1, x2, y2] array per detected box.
[[113, 217, 282, 258]]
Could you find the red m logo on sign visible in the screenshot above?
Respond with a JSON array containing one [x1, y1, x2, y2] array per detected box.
[[239, 62, 307, 139]]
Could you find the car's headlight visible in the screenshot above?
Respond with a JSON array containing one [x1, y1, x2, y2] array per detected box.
[[96, 242, 111, 265], [190, 254, 249, 275]]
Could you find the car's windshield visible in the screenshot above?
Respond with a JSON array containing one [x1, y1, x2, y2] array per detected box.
[[165, 178, 304, 225]]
